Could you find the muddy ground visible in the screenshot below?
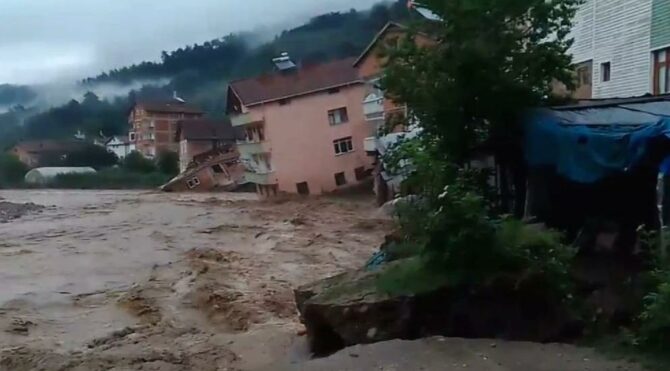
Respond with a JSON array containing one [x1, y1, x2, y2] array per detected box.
[[0, 190, 643, 371]]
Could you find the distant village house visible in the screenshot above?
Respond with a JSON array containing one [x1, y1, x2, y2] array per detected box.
[[104, 135, 136, 160], [10, 140, 88, 168], [128, 98, 203, 159]]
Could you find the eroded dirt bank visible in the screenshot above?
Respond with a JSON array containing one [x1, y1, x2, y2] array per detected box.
[[0, 190, 389, 370]]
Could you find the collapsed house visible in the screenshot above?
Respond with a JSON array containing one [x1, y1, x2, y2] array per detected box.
[[160, 150, 244, 192]]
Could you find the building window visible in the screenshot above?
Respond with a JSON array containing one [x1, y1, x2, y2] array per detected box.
[[654, 48, 670, 95], [328, 107, 349, 125], [576, 64, 591, 87], [333, 137, 354, 155], [327, 87, 340, 94], [187, 177, 201, 189], [129, 132, 136, 142], [296, 182, 310, 195], [334, 172, 347, 186], [211, 164, 225, 174], [601, 62, 611, 82]]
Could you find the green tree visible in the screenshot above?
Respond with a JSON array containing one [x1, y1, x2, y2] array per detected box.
[[156, 151, 179, 176], [378, 0, 582, 297], [123, 151, 156, 173], [0, 154, 28, 186], [63, 144, 119, 169], [383, 0, 581, 164]]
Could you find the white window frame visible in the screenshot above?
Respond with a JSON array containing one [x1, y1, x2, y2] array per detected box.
[[328, 107, 349, 126], [600, 61, 611, 82], [187, 177, 201, 189], [333, 137, 354, 156], [653, 47, 670, 95]]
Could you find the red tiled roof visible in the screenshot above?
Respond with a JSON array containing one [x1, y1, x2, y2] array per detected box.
[[136, 100, 203, 115], [228, 58, 362, 107], [176, 118, 239, 141], [13, 140, 88, 153], [353, 22, 406, 67]]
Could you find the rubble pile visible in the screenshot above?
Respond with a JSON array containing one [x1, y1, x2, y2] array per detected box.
[[0, 201, 44, 223]]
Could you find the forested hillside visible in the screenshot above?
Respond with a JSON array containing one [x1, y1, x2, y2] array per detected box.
[[0, 1, 409, 150]]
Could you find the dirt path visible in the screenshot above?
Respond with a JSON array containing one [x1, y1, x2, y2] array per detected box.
[[276, 337, 643, 371], [0, 190, 644, 371]]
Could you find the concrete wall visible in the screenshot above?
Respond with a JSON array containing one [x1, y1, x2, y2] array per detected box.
[[570, 0, 653, 98], [248, 84, 375, 195]]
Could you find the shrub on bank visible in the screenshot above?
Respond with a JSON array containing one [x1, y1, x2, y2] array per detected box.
[[49, 168, 171, 189], [637, 269, 670, 350], [0, 154, 28, 188]]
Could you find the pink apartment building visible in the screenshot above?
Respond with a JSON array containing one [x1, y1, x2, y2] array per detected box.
[[226, 57, 376, 196]]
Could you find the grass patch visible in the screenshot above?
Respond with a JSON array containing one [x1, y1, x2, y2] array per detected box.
[[587, 335, 670, 371], [48, 168, 171, 189], [376, 256, 449, 296]]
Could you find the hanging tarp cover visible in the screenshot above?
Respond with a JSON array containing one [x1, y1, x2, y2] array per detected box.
[[525, 100, 670, 184]]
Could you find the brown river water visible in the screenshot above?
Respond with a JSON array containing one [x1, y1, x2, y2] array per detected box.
[[0, 190, 388, 370]]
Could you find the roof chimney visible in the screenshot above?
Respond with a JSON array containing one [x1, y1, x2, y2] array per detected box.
[[272, 52, 297, 72], [173, 91, 185, 103]]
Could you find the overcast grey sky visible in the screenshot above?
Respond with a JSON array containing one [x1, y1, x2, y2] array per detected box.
[[0, 0, 380, 85]]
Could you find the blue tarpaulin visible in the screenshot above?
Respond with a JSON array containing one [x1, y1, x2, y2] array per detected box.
[[525, 99, 670, 184]]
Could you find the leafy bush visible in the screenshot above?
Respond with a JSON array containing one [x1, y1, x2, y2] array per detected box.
[[0, 153, 28, 187], [49, 168, 170, 189], [494, 218, 575, 297], [637, 270, 670, 350], [383, 171, 575, 301], [123, 151, 156, 173], [156, 151, 179, 176]]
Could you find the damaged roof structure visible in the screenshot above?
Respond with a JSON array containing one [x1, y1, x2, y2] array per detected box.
[[175, 118, 239, 142], [161, 151, 244, 193]]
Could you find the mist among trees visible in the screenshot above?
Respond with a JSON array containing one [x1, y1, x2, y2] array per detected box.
[[0, 0, 409, 150]]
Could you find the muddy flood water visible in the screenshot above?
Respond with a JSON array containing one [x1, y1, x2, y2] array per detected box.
[[0, 190, 390, 370]]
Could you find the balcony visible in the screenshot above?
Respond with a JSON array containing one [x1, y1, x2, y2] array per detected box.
[[363, 94, 384, 122], [231, 111, 264, 127], [244, 171, 278, 185], [364, 137, 378, 153], [237, 140, 271, 157]]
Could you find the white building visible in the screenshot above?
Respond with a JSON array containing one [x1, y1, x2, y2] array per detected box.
[[105, 136, 136, 160], [568, 0, 670, 99]]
